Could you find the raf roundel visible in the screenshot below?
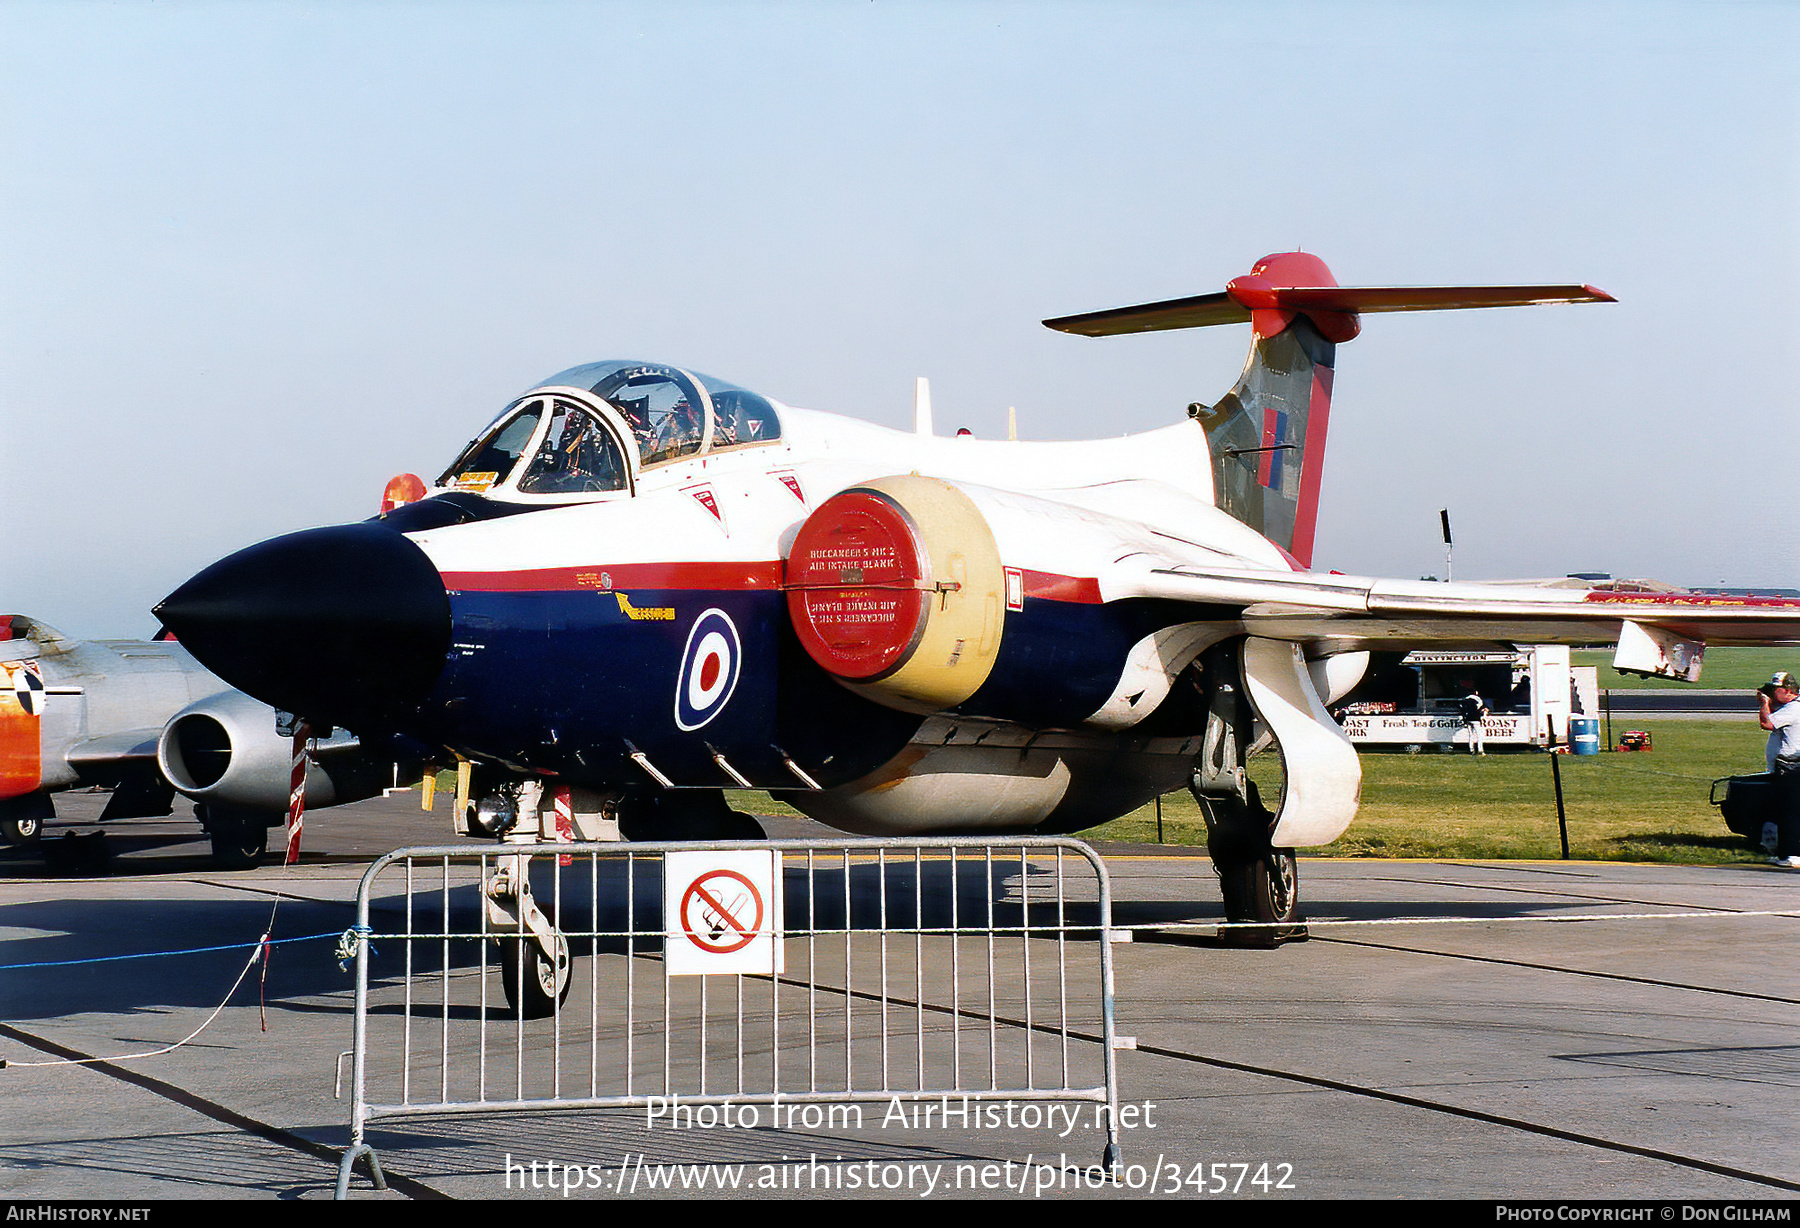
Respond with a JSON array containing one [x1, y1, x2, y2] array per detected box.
[[675, 608, 741, 731]]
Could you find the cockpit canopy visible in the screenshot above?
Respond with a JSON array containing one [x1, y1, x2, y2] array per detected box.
[[438, 361, 782, 499]]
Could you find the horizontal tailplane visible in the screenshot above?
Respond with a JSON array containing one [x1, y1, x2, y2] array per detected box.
[[1042, 251, 1613, 343], [1042, 252, 1614, 567]]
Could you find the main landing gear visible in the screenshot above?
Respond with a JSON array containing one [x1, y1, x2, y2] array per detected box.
[[1, 794, 48, 848], [1190, 643, 1306, 948], [196, 803, 273, 870], [1195, 784, 1306, 948]]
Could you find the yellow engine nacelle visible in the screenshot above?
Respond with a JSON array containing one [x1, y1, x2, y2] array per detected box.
[[785, 475, 1005, 714]]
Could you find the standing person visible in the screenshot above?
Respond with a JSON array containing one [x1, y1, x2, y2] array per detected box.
[[1759, 671, 1800, 868], [1459, 687, 1488, 756]]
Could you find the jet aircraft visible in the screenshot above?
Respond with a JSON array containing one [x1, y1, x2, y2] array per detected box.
[[155, 251, 1800, 1008], [0, 614, 395, 866]]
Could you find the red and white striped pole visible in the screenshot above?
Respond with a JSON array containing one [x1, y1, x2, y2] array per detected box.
[[284, 723, 310, 865], [553, 784, 574, 867]]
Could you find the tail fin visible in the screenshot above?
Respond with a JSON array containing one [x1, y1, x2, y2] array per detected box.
[[1043, 252, 1612, 569], [1201, 312, 1336, 568]]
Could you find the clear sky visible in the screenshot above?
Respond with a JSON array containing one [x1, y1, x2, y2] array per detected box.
[[4, 1, 1795, 636]]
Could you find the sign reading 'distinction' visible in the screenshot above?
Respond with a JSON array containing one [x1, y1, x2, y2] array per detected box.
[[663, 850, 783, 976]]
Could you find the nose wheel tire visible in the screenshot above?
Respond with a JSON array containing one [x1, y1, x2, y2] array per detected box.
[[497, 933, 572, 1019]]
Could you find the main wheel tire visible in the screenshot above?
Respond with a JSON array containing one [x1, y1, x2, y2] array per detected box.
[[2, 814, 42, 846], [202, 808, 270, 870], [1, 793, 50, 847], [1217, 848, 1305, 948], [497, 933, 572, 1019]]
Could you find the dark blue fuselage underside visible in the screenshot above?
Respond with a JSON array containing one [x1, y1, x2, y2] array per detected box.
[[417, 588, 1218, 791]]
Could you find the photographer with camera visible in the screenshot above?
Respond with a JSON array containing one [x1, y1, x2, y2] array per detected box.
[[1758, 671, 1800, 868]]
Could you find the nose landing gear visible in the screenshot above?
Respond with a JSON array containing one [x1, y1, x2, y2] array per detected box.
[[462, 772, 770, 1015], [485, 852, 573, 1018]]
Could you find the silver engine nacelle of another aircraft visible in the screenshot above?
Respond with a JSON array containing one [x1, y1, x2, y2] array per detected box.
[[157, 688, 376, 813]]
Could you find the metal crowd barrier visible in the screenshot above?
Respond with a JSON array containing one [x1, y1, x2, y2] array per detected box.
[[334, 837, 1122, 1197]]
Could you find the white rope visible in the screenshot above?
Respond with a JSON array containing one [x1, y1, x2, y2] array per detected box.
[[6, 900, 281, 1070]]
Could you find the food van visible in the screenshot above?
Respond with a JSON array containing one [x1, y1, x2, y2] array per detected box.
[[1334, 646, 1599, 752]]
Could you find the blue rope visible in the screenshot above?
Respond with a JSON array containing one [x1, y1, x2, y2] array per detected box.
[[0, 930, 341, 971]]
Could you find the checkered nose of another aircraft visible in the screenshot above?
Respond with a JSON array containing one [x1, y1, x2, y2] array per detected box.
[[155, 523, 452, 731]]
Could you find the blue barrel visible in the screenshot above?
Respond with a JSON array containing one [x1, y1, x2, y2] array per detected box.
[[1569, 715, 1601, 755]]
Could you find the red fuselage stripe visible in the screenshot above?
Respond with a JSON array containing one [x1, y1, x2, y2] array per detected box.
[[442, 562, 785, 592], [441, 561, 1106, 603], [1018, 570, 1103, 604]]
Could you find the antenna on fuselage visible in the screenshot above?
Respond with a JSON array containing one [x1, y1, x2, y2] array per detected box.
[[913, 377, 933, 437], [1007, 406, 1017, 441]]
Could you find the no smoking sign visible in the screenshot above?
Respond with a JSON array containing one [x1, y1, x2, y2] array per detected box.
[[664, 850, 783, 976]]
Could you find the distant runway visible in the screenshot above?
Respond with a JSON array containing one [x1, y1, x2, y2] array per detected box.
[[4, 791, 1798, 1200], [1602, 690, 1756, 717]]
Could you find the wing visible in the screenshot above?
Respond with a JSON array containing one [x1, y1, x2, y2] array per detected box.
[[1090, 557, 1797, 848], [61, 728, 176, 819], [64, 730, 163, 765], [1115, 561, 1800, 651]]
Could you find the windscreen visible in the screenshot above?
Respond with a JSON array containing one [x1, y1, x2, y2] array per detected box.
[[439, 400, 544, 492]]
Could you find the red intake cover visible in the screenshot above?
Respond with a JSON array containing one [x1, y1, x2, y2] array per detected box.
[[786, 491, 929, 680]]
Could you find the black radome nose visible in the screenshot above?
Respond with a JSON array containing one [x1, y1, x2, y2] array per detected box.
[[155, 523, 452, 730]]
